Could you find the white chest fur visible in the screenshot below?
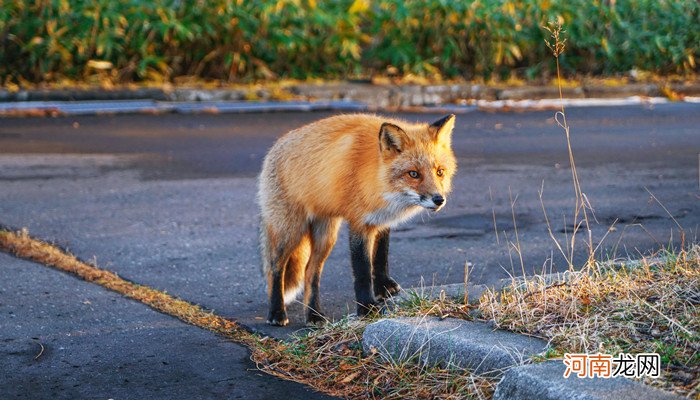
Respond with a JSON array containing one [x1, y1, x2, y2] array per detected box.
[[363, 192, 422, 227]]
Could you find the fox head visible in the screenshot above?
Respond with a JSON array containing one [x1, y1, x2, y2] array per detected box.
[[378, 114, 457, 212]]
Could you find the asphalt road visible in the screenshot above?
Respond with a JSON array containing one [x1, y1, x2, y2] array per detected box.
[[1, 103, 699, 398]]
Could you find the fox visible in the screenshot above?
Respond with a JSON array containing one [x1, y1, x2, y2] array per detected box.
[[258, 113, 457, 326]]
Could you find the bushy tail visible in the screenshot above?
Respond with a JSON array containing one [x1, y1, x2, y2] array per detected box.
[[282, 237, 310, 304], [261, 224, 309, 305]]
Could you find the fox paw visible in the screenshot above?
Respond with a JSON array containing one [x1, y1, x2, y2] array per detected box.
[[306, 310, 329, 327], [267, 310, 289, 327], [374, 277, 402, 301]]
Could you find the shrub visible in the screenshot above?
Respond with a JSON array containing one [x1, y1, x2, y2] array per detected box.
[[0, 0, 697, 84]]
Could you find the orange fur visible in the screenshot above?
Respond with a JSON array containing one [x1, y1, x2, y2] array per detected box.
[[258, 113, 457, 322]]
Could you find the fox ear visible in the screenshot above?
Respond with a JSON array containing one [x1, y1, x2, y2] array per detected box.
[[429, 114, 455, 145], [379, 123, 407, 154]]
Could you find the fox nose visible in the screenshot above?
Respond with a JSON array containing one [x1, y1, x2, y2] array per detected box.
[[432, 195, 445, 207]]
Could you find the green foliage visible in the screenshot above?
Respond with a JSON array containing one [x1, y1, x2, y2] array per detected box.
[[1, 0, 698, 84]]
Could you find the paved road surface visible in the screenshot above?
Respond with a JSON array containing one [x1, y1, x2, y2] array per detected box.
[[1, 103, 698, 398]]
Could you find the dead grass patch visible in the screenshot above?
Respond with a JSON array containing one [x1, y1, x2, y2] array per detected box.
[[393, 248, 699, 398], [253, 317, 495, 399], [0, 228, 253, 344], [0, 228, 494, 399], [2, 227, 696, 399], [478, 248, 699, 397]]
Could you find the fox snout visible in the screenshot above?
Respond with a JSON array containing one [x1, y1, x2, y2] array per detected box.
[[419, 193, 446, 211], [432, 194, 445, 207]]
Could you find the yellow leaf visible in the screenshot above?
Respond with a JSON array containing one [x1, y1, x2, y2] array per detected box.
[[494, 42, 503, 65], [349, 0, 369, 14], [504, 2, 515, 16], [340, 371, 361, 384], [509, 44, 522, 61], [87, 60, 113, 70], [6, 82, 19, 93]]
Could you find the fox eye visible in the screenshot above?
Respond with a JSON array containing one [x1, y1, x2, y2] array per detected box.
[[408, 170, 420, 179], [436, 168, 444, 177]]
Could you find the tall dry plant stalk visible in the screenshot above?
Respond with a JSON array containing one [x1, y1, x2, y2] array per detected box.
[[542, 22, 595, 271]]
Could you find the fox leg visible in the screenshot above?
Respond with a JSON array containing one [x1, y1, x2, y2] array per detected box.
[[372, 228, 401, 301], [304, 217, 341, 326], [349, 227, 379, 316], [265, 220, 307, 326], [267, 255, 289, 326]]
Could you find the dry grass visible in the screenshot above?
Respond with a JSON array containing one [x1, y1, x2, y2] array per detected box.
[[392, 248, 700, 398], [0, 227, 495, 399], [3, 225, 697, 399], [252, 317, 496, 399], [1, 22, 695, 399], [478, 249, 700, 397], [253, 244, 700, 398], [0, 228, 257, 344]]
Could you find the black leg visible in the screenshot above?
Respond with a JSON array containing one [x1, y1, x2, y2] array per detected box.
[[306, 261, 326, 325], [372, 228, 401, 300], [305, 218, 339, 326], [373, 228, 390, 280], [349, 229, 377, 316], [267, 267, 288, 326]]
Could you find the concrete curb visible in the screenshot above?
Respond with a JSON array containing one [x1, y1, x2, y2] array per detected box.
[[493, 361, 682, 400], [372, 255, 680, 398], [401, 282, 490, 304], [0, 99, 367, 117], [362, 317, 683, 399], [362, 317, 548, 375], [398, 270, 579, 304], [3, 96, 697, 118], [1, 81, 699, 108], [399, 256, 666, 304]]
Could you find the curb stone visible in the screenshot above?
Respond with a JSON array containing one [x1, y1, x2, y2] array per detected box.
[[398, 270, 579, 304], [493, 361, 683, 400], [2, 82, 699, 108], [362, 318, 683, 399], [0, 88, 168, 102], [362, 317, 548, 374], [381, 255, 678, 398], [290, 83, 497, 106], [399, 256, 666, 304], [583, 83, 661, 98], [669, 81, 700, 96], [398, 282, 491, 304], [0, 100, 367, 116], [497, 86, 585, 100]]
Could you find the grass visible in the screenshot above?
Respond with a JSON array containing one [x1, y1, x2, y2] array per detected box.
[[252, 317, 496, 399], [1, 227, 696, 398], [256, 245, 700, 398], [1, 18, 696, 399], [254, 21, 699, 399], [368, 249, 698, 398], [0, 227, 495, 399], [474, 250, 698, 397], [1, 0, 698, 85], [0, 228, 256, 345]]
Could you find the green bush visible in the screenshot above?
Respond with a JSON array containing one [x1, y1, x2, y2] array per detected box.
[[0, 0, 697, 84]]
